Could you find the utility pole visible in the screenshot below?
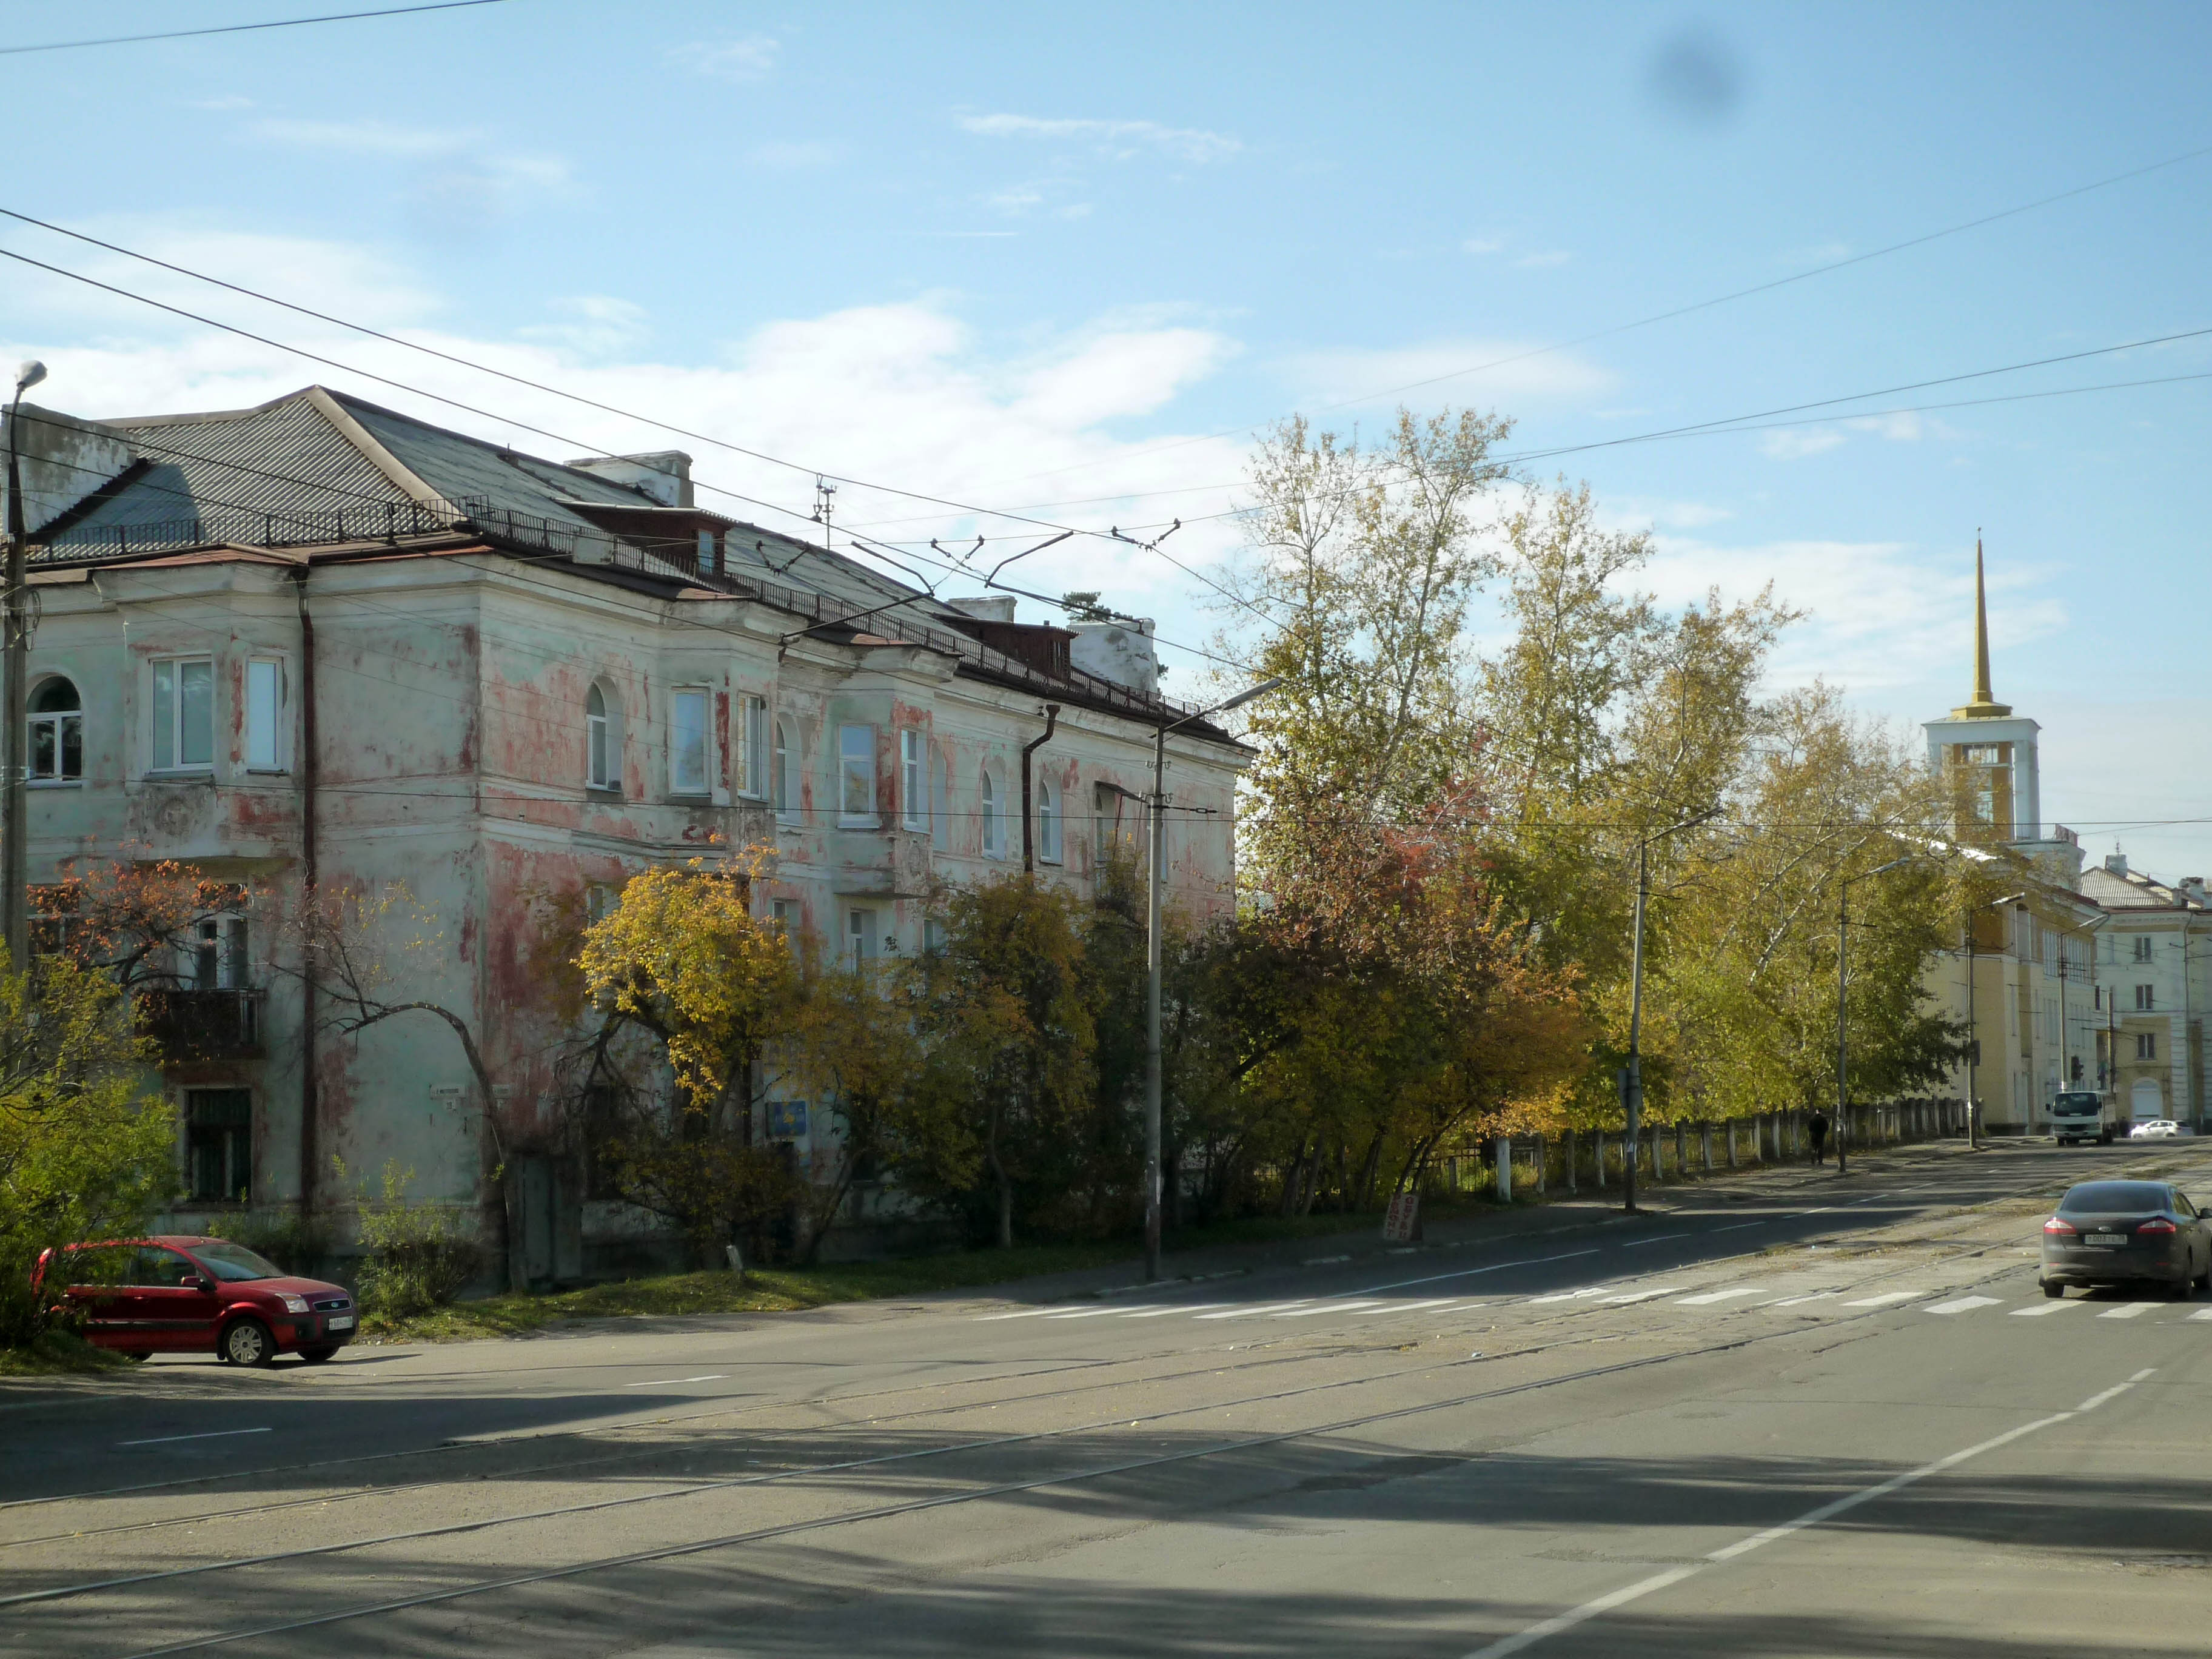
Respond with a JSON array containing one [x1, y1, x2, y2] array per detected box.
[[1141, 676, 1279, 1281], [1962, 891, 2026, 1151], [1835, 857, 1913, 1176], [1620, 807, 1716, 1213], [3, 361, 47, 973]]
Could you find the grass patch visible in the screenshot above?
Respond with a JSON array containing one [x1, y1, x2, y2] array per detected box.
[[0, 1327, 134, 1376]]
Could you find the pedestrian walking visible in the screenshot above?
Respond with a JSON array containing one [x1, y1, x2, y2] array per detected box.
[[1808, 1110, 1831, 1166]]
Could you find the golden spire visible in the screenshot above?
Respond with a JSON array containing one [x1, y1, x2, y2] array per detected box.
[[1952, 532, 2011, 719]]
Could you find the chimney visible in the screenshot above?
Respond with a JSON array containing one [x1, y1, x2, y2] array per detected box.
[[2179, 877, 2207, 906], [564, 451, 693, 508], [1, 404, 136, 534]]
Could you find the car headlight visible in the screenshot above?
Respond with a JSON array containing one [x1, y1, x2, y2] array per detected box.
[[278, 1293, 310, 1315]]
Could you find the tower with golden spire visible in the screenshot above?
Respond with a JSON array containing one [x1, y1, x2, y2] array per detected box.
[[1922, 536, 2077, 876]]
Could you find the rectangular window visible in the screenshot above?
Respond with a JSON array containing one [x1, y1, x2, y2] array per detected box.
[[153, 657, 215, 771], [846, 906, 877, 967], [245, 659, 283, 771], [697, 529, 719, 577], [931, 751, 948, 850], [186, 1088, 252, 1204], [766, 1099, 809, 1141], [923, 918, 947, 955], [2137, 1032, 2158, 1061], [2135, 984, 2155, 1011], [839, 725, 875, 823], [671, 690, 710, 796], [740, 695, 768, 798], [2134, 936, 2154, 963], [900, 729, 926, 831]]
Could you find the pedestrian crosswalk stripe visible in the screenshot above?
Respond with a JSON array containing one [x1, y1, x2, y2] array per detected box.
[[1677, 1287, 1764, 1305], [1349, 1297, 1466, 1315], [1842, 1292, 1921, 1307], [1761, 1292, 1837, 1307], [1194, 1300, 1310, 1319], [1276, 1300, 1385, 1318], [1122, 1304, 1224, 1318], [2011, 1302, 2074, 1316], [1046, 1305, 1158, 1318], [1600, 1287, 1686, 1304], [2189, 1309, 2212, 1322], [1926, 1296, 2002, 1315], [2099, 1302, 2154, 1320]]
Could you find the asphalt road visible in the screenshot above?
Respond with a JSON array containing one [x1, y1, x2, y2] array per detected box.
[[6, 1139, 2211, 1658]]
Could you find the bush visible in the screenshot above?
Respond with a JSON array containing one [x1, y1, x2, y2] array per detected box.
[[340, 1159, 483, 1319]]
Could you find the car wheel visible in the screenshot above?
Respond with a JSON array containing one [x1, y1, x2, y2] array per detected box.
[[221, 1317, 276, 1369], [2042, 1280, 2065, 1299], [296, 1345, 337, 1364]]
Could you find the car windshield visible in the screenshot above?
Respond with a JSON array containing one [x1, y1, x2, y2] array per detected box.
[[189, 1241, 284, 1282], [2053, 1093, 2099, 1111], [2057, 1182, 2171, 1215]]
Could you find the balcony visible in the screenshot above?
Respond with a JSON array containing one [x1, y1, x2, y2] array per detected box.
[[136, 987, 267, 1062]]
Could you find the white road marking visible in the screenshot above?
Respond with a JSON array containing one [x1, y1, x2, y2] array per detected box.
[[2097, 1302, 2154, 1319], [1275, 1300, 1386, 1318], [1526, 1287, 1606, 1305], [1046, 1305, 1158, 1319], [1676, 1287, 1763, 1305], [1599, 1287, 1685, 1304], [1760, 1292, 1838, 1307], [623, 1375, 727, 1387], [1194, 1301, 1310, 1320], [2011, 1302, 2074, 1316], [1925, 1296, 2002, 1315], [1352, 1246, 1601, 1296], [1842, 1292, 1921, 1307], [116, 1427, 272, 1449], [1458, 1392, 2123, 1659], [2189, 1309, 2212, 1322], [1707, 1221, 1767, 1233], [1619, 1233, 1690, 1248], [1122, 1304, 1224, 1318], [973, 1307, 1061, 1322], [1348, 1297, 1466, 1316]]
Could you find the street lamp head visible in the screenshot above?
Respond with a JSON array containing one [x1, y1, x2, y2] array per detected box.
[[1212, 675, 1284, 717], [12, 361, 45, 400]]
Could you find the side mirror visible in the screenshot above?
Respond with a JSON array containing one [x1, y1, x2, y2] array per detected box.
[[182, 1275, 212, 1293]]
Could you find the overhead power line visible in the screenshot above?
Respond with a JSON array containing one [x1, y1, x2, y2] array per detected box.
[[0, 1, 517, 57]]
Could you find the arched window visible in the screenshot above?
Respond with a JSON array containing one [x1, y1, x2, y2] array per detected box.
[[585, 684, 617, 791], [980, 768, 1002, 857], [1037, 777, 1062, 865], [773, 716, 795, 816], [29, 677, 81, 782]]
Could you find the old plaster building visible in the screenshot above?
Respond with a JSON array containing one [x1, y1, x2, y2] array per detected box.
[[2077, 853, 2209, 1129], [1, 388, 1247, 1278]]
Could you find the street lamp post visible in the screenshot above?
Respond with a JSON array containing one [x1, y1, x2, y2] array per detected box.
[[1835, 856, 1917, 1176], [1141, 675, 1279, 1282], [3, 360, 47, 974], [1620, 806, 1717, 1214]]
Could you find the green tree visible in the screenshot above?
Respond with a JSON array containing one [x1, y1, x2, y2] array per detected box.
[[0, 962, 172, 1348]]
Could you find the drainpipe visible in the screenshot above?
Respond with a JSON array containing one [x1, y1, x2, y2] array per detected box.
[[290, 568, 319, 1223], [1020, 704, 1059, 874]]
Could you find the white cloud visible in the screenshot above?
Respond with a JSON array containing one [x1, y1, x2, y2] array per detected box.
[[1758, 426, 1848, 459], [1461, 236, 1505, 255], [671, 36, 779, 82], [1279, 337, 1615, 407], [246, 116, 572, 228], [252, 117, 461, 159], [1513, 250, 1572, 269], [958, 113, 1242, 164], [0, 249, 1255, 624]]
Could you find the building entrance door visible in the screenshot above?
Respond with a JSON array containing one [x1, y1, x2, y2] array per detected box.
[[2131, 1078, 2164, 1121]]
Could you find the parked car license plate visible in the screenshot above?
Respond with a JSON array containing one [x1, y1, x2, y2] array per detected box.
[[2085, 1234, 2124, 1249], [327, 1315, 355, 1330]]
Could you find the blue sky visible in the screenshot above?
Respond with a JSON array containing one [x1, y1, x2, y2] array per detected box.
[[7, 1, 2211, 867]]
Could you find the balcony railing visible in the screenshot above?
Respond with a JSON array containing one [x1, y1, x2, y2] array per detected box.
[[135, 987, 267, 1061]]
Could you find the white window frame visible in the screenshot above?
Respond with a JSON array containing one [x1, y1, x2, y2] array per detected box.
[[930, 748, 948, 850], [981, 767, 1003, 858], [27, 674, 83, 785], [669, 688, 712, 798], [586, 685, 616, 791], [900, 729, 927, 831], [773, 715, 797, 819], [152, 654, 216, 774], [1037, 777, 1062, 865], [846, 906, 878, 968], [738, 694, 768, 799], [244, 657, 286, 773], [2134, 936, 2154, 963], [838, 724, 876, 826], [2135, 984, 2155, 1011]]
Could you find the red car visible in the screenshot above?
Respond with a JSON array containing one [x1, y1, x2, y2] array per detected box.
[[33, 1235, 357, 1367]]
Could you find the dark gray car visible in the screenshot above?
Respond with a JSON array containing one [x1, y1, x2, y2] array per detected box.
[[2040, 1180, 2212, 1298]]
